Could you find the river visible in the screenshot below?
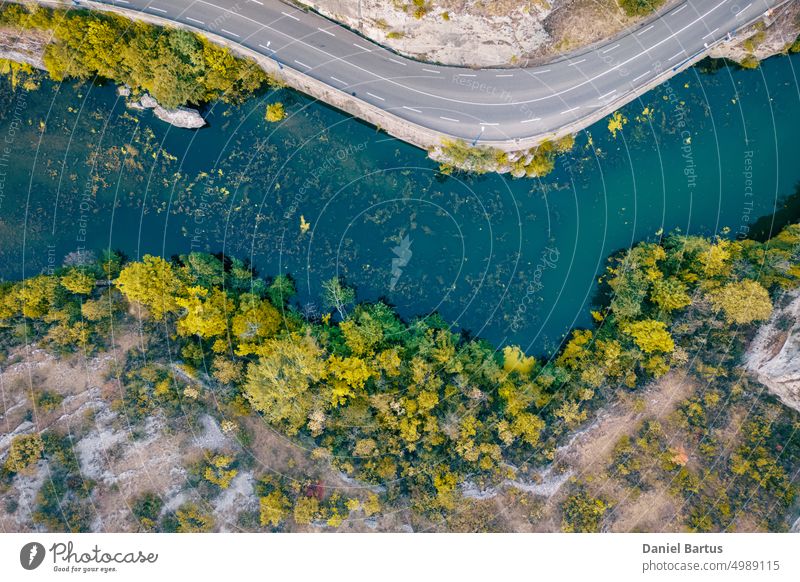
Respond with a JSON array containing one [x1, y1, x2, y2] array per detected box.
[[0, 54, 799, 354]]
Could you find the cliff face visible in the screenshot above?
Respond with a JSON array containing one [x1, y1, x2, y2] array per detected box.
[[745, 289, 800, 414], [709, 1, 800, 66]]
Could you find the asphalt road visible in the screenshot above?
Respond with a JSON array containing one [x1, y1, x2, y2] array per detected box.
[[90, 0, 783, 143]]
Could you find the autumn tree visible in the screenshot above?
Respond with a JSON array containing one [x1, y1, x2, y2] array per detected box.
[[4, 434, 44, 473], [115, 254, 184, 319], [708, 279, 772, 324]]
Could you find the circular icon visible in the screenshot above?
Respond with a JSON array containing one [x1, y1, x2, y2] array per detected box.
[[20, 542, 46, 570]]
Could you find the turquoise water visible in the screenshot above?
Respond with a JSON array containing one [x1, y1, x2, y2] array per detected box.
[[1, 54, 799, 354]]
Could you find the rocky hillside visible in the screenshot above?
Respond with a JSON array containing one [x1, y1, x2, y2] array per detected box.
[[745, 288, 800, 414], [296, 0, 799, 67], [296, 0, 673, 67]]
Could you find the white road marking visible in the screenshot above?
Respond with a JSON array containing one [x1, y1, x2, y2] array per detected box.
[[495, 74, 514, 78], [439, 116, 460, 122], [560, 107, 580, 114], [637, 25, 655, 36], [221, 29, 240, 38], [150, 6, 168, 13], [601, 44, 620, 54], [294, 60, 311, 69], [736, 3, 752, 17], [403, 106, 422, 113], [568, 59, 586, 66], [176, 0, 733, 112], [330, 76, 346, 84], [422, 68, 440, 74], [521, 118, 541, 123], [353, 43, 371, 51], [668, 50, 685, 61], [481, 122, 499, 126], [258, 43, 272, 51], [281, 11, 300, 21], [186, 17, 205, 25], [458, 74, 477, 77], [115, 0, 130, 4], [317, 28, 335, 37], [247, 0, 263, 4], [631, 71, 650, 83], [366, 92, 385, 101], [532, 68, 551, 74], [388, 58, 407, 66], [703, 28, 719, 39], [598, 89, 617, 100], [673, 4, 687, 14]]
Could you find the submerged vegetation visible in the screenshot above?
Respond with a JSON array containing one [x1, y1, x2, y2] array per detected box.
[[1, 222, 798, 530]]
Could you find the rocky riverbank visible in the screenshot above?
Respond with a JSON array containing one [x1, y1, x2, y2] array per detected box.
[[0, 25, 206, 130]]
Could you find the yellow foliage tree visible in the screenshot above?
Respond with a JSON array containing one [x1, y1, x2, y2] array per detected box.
[[708, 279, 772, 324], [60, 268, 95, 295], [115, 255, 184, 319], [259, 490, 291, 527], [626, 319, 675, 354], [502, 345, 536, 376]]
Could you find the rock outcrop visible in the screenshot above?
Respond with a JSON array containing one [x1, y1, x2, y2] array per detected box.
[[127, 91, 207, 129], [709, 1, 800, 66], [745, 289, 800, 413]]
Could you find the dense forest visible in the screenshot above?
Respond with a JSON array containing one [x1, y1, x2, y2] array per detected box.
[[1, 223, 799, 531], [0, 4, 273, 108]]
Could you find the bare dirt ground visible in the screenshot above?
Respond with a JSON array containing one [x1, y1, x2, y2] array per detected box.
[[0, 328, 402, 532], [459, 370, 701, 532]]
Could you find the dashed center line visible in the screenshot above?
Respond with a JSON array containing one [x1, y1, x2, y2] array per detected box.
[[735, 3, 752, 17], [637, 25, 655, 36], [247, 0, 263, 4], [221, 29, 240, 38], [495, 74, 514, 78], [673, 4, 687, 14], [601, 44, 620, 54], [668, 50, 685, 61], [294, 60, 311, 69], [150, 6, 167, 13], [631, 71, 650, 83], [366, 92, 385, 101], [403, 106, 422, 113], [531, 68, 551, 74], [330, 76, 346, 85], [521, 118, 541, 124], [568, 59, 586, 66], [422, 68, 440, 74], [458, 74, 477, 77], [281, 11, 301, 21], [439, 116, 460, 123], [353, 43, 371, 51], [115, 0, 130, 4], [186, 17, 205, 25], [481, 122, 499, 126], [388, 57, 407, 66], [702, 28, 719, 39], [598, 89, 617, 100], [317, 28, 336, 37], [560, 107, 580, 115]]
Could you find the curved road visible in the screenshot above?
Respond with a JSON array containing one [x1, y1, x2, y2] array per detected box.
[[89, 0, 782, 143]]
